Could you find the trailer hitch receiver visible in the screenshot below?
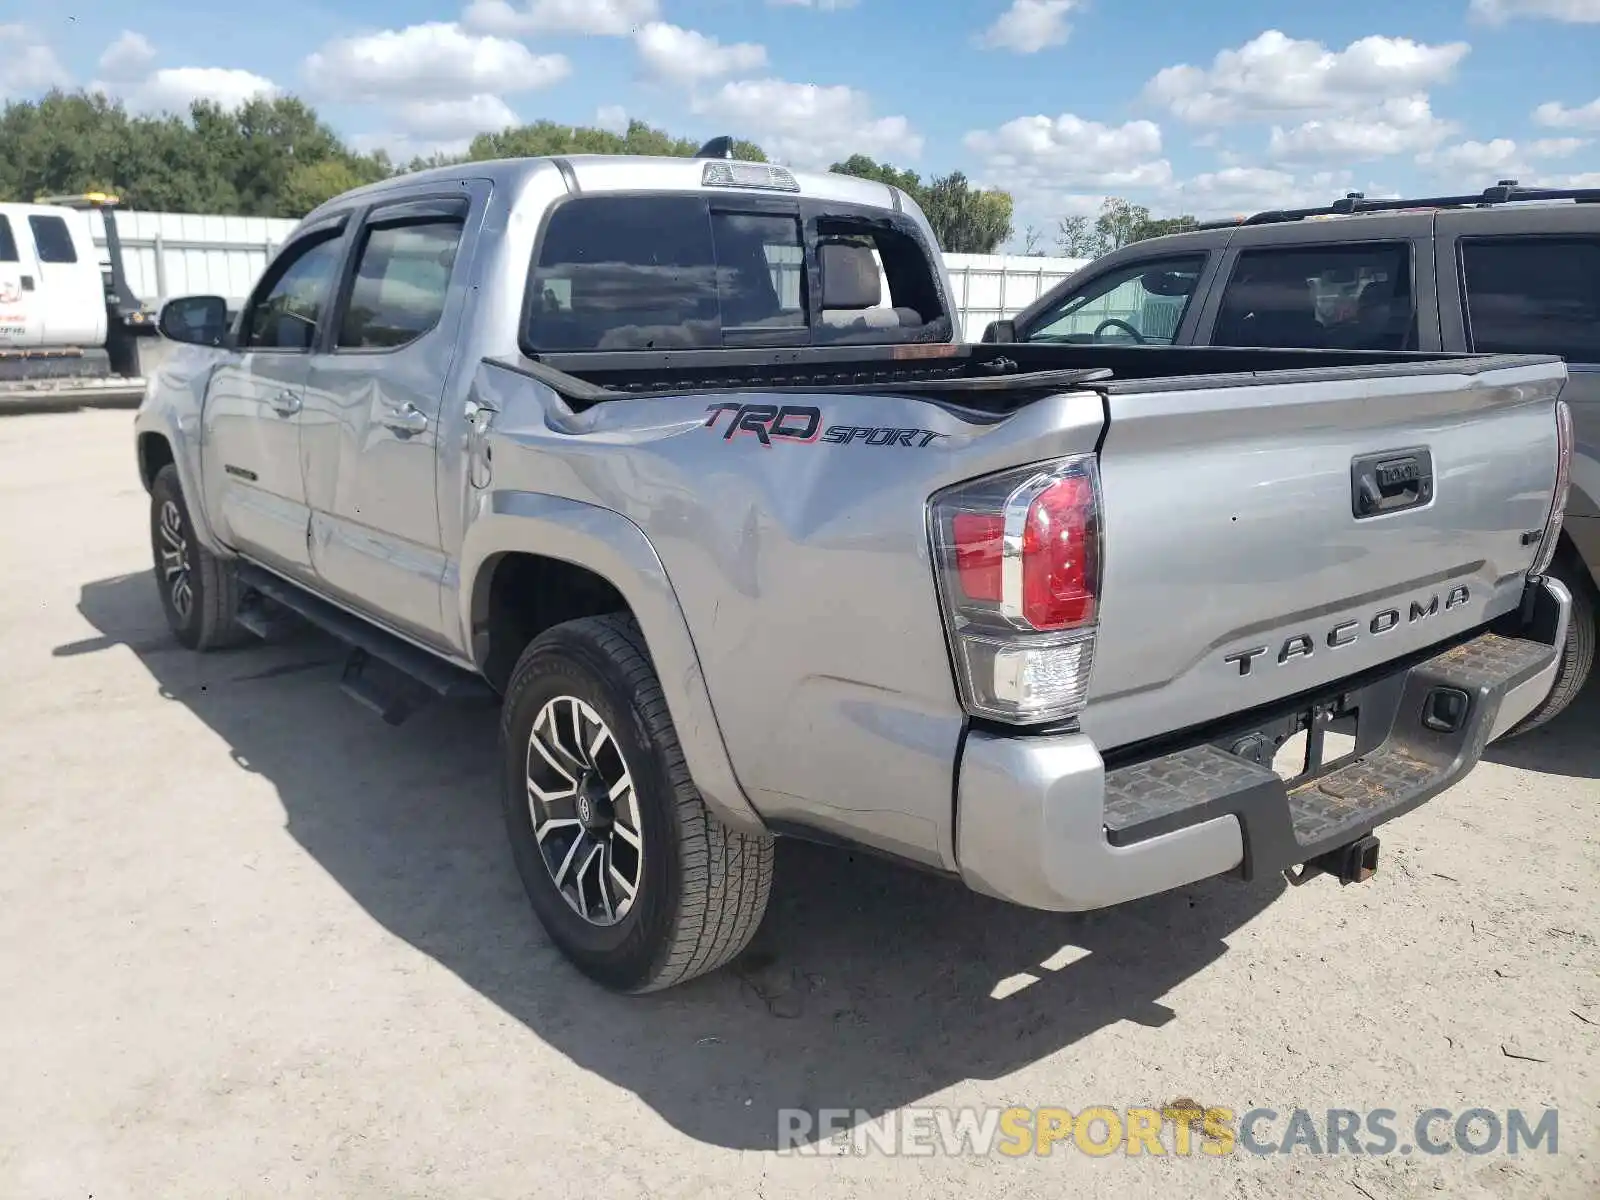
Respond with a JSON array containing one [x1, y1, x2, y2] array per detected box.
[[1284, 835, 1381, 887]]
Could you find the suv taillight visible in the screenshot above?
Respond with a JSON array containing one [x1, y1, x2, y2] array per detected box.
[[1531, 398, 1573, 577], [930, 456, 1101, 724]]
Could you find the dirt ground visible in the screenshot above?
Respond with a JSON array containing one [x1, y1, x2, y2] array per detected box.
[[1, 408, 1596, 1199]]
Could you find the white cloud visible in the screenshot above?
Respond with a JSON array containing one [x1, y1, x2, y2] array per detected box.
[[1527, 136, 1589, 156], [1163, 167, 1390, 220], [1469, 0, 1600, 22], [978, 0, 1080, 53], [463, 0, 658, 37], [1534, 97, 1600, 129], [0, 24, 70, 97], [691, 78, 921, 168], [1269, 95, 1456, 161], [90, 32, 276, 112], [595, 104, 630, 134], [392, 95, 520, 142], [1418, 138, 1524, 174], [635, 23, 766, 84], [769, 0, 859, 8], [964, 112, 1169, 190], [1417, 135, 1596, 183], [1146, 30, 1469, 124], [97, 30, 157, 82], [303, 22, 568, 103], [964, 112, 1173, 232]]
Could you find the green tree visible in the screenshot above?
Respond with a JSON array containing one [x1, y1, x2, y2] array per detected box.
[[469, 119, 765, 164], [827, 156, 1014, 253], [1054, 213, 1098, 257]]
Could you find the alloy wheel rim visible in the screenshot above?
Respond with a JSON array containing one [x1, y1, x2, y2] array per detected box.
[[526, 695, 644, 927], [158, 500, 194, 622]]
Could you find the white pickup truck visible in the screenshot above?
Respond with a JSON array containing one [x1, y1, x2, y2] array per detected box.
[[135, 150, 1573, 993], [0, 194, 157, 406]]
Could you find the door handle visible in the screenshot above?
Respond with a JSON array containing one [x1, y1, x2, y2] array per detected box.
[[381, 402, 430, 436], [269, 389, 301, 417]]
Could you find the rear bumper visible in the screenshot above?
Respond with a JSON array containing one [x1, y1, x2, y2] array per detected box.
[[954, 575, 1570, 912]]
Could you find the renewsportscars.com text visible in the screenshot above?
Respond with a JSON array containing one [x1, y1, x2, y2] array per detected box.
[[777, 1105, 1560, 1158]]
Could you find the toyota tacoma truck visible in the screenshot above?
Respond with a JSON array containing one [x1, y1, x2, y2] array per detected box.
[[135, 149, 1574, 994]]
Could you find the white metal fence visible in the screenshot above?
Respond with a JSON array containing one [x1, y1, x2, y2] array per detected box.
[[93, 210, 1090, 338]]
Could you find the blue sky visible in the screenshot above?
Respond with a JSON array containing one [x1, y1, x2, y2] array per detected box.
[[4, 0, 1598, 245]]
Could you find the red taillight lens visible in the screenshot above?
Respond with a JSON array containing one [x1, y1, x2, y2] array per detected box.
[[953, 513, 1004, 602], [1020, 475, 1097, 630]]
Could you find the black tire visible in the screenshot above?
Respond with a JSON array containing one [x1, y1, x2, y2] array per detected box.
[[500, 613, 773, 993], [1502, 552, 1596, 739], [149, 464, 250, 651]]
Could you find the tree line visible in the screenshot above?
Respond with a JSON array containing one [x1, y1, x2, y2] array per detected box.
[[0, 89, 1197, 256]]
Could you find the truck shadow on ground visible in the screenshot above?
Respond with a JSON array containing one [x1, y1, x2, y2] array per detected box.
[[65, 571, 1286, 1151], [1482, 670, 1600, 780]]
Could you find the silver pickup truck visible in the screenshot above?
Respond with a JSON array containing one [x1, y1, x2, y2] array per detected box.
[[136, 151, 1574, 993]]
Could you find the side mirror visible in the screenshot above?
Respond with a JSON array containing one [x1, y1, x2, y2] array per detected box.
[[982, 319, 1017, 343], [157, 294, 230, 347]]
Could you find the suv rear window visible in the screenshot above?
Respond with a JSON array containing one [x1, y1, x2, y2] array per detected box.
[[524, 194, 943, 353], [28, 214, 77, 264], [1460, 237, 1600, 364], [1214, 242, 1415, 351]]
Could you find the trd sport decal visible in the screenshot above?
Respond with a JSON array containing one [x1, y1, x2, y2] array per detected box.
[[703, 402, 947, 448]]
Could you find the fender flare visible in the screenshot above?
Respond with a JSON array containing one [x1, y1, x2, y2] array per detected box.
[[458, 490, 767, 835]]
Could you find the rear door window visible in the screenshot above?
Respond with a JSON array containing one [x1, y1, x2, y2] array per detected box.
[[1213, 242, 1415, 350], [0, 217, 17, 263], [1459, 237, 1600, 364], [337, 214, 465, 351], [28, 215, 78, 264], [1024, 254, 1205, 344]]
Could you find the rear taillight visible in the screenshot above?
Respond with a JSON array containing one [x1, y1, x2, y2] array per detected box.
[[930, 456, 1101, 724], [1531, 398, 1572, 578]]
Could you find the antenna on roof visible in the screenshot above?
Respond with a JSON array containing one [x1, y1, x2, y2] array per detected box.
[[694, 136, 736, 160]]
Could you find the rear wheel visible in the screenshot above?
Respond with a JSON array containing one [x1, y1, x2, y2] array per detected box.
[[149, 464, 249, 651], [1503, 552, 1596, 738], [501, 614, 773, 992]]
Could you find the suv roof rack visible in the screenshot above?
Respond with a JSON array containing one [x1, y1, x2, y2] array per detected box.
[[1196, 180, 1600, 230]]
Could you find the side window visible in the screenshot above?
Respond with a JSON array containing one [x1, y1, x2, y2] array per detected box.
[[1213, 242, 1415, 351], [1460, 237, 1600, 364], [0, 217, 17, 263], [28, 215, 77, 264], [1024, 255, 1205, 345], [527, 195, 722, 352], [337, 216, 464, 351], [241, 232, 346, 351]]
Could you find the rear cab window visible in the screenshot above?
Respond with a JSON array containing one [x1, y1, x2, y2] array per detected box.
[[1213, 242, 1416, 351], [1459, 237, 1600, 364], [28, 215, 78, 264], [523, 193, 947, 355]]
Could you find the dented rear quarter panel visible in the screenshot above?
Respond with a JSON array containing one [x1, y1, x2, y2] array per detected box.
[[459, 367, 1106, 870]]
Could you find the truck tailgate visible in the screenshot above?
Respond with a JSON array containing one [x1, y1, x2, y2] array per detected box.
[[1083, 357, 1566, 751]]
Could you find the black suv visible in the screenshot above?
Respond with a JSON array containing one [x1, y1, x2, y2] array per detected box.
[[998, 182, 1600, 737]]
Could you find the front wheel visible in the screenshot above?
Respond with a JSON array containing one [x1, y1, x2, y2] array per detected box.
[[500, 614, 774, 993], [148, 464, 250, 651]]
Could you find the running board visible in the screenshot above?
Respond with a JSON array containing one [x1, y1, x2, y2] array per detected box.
[[236, 564, 496, 722]]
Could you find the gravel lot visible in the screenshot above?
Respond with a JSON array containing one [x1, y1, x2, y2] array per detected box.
[[2, 408, 1596, 1199]]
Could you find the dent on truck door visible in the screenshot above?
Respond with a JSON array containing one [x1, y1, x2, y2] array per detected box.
[[1437, 209, 1600, 588], [202, 224, 348, 580], [301, 192, 477, 649]]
